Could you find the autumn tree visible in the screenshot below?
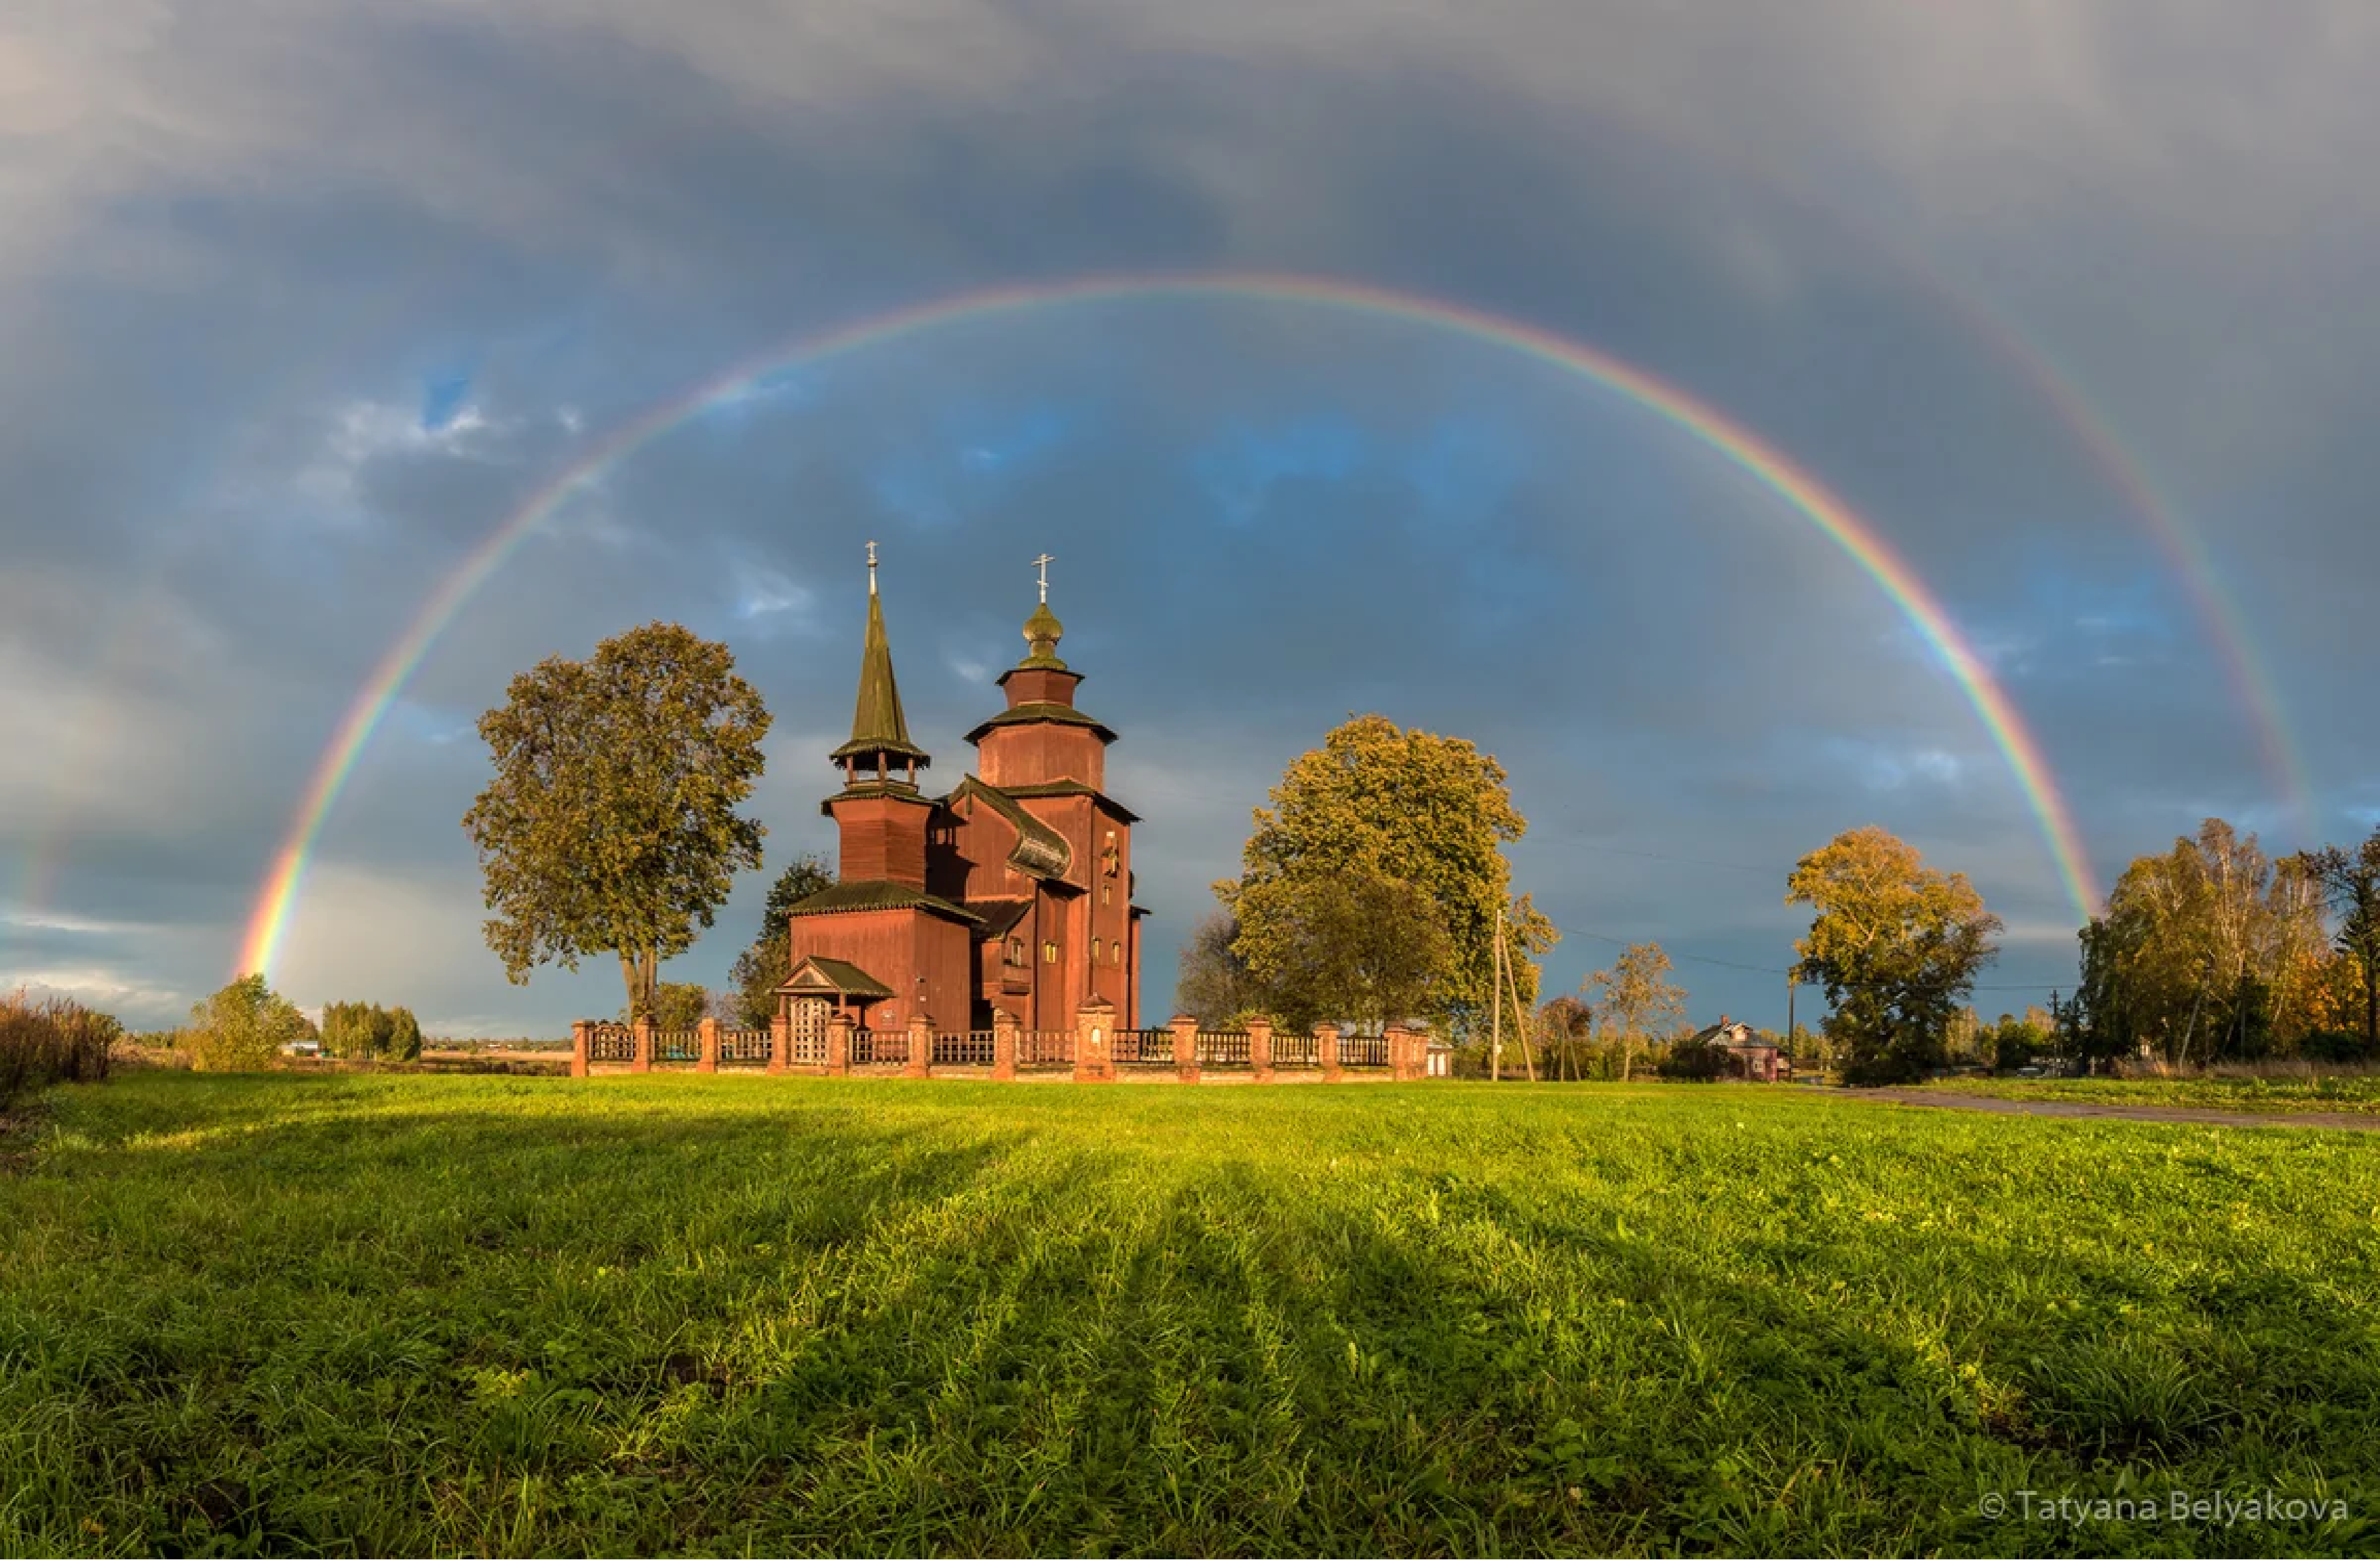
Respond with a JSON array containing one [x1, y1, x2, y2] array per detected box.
[[463, 623, 769, 1021], [725, 852, 835, 1029], [2299, 825, 2380, 1050], [2075, 820, 2329, 1064], [1788, 826, 2002, 1086], [185, 974, 309, 1071], [650, 982, 710, 1029], [1233, 868, 1453, 1034], [1536, 994, 1596, 1080], [1174, 910, 1265, 1028], [1218, 715, 1556, 1039], [1581, 941, 1687, 1082]]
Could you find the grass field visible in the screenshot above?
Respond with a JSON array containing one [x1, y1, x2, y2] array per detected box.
[[3, 1074, 2377, 1557], [1923, 1073, 2380, 1116]]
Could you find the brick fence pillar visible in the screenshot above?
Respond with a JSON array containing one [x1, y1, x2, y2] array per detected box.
[[906, 1012, 933, 1079], [1248, 1014, 1273, 1084], [1385, 1023, 1413, 1082], [992, 1008, 1018, 1082], [1170, 1014, 1200, 1084], [631, 1015, 654, 1073], [826, 1012, 852, 1077], [768, 1012, 790, 1075], [1318, 1021, 1343, 1082], [697, 1016, 720, 1074], [1073, 997, 1116, 1083], [571, 1020, 590, 1079]]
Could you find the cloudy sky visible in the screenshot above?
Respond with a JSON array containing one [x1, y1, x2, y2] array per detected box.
[[5, 1, 2377, 1035]]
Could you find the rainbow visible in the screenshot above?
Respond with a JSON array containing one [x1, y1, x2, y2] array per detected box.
[[235, 271, 2100, 979], [1947, 320, 2319, 845]]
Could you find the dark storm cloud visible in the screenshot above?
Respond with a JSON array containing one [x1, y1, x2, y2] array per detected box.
[[3, 1, 2375, 1031]]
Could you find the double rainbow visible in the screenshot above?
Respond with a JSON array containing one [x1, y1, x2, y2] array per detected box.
[[235, 271, 2100, 979]]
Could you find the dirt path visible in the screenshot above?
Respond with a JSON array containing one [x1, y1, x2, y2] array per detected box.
[[1850, 1088, 2380, 1133]]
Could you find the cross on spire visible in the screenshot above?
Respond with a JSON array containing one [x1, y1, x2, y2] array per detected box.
[[867, 539, 878, 594], [1031, 552, 1054, 604]]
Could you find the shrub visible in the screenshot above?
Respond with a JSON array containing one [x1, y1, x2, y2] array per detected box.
[[185, 974, 309, 1072], [1657, 1036, 1728, 1082], [0, 989, 119, 1106]]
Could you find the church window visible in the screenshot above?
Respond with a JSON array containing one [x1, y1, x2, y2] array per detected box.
[[1102, 883, 1111, 905], [1043, 941, 1058, 964], [1004, 937, 1026, 968], [1093, 936, 1103, 962], [1114, 942, 1124, 965]]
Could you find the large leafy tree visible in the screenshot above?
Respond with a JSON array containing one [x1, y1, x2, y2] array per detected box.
[[1233, 868, 1453, 1035], [725, 853, 834, 1029], [1788, 826, 2003, 1086], [2075, 820, 2329, 1064], [2299, 825, 2380, 1050], [1218, 714, 1556, 1038], [463, 622, 769, 1021], [1581, 941, 1687, 1083]]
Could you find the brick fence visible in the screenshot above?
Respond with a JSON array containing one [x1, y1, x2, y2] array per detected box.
[[569, 1006, 1440, 1084]]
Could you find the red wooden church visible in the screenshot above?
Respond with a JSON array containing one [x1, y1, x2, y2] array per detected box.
[[775, 550, 1145, 1051]]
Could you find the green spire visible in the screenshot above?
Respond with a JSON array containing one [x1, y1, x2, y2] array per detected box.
[[831, 554, 929, 768], [1020, 601, 1067, 670]]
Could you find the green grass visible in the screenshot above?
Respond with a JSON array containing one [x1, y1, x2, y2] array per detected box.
[[3, 1074, 2377, 1557], [1924, 1073, 2380, 1116]]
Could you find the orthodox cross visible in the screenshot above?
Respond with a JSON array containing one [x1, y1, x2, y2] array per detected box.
[[1031, 552, 1054, 603], [867, 539, 878, 594]]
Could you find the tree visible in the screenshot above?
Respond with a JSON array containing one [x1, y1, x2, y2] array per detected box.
[[1231, 868, 1453, 1034], [1536, 994, 1596, 1080], [1175, 910, 1265, 1028], [1581, 941, 1687, 1082], [651, 983, 710, 1029], [725, 853, 837, 1029], [1788, 826, 2002, 1086], [2074, 820, 2329, 1065], [2299, 826, 2380, 1050], [185, 974, 309, 1071], [1218, 715, 1556, 1039], [319, 1000, 425, 1061], [463, 622, 770, 1020]]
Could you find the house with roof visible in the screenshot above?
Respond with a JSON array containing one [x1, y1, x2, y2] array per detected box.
[[1685, 1015, 1782, 1082], [775, 550, 1146, 1053]]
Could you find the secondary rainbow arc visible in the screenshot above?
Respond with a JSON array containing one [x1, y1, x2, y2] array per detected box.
[[235, 271, 2101, 981]]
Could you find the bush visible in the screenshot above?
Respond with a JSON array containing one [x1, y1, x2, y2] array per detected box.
[[1657, 1037, 1728, 1082], [0, 989, 119, 1106], [185, 974, 309, 1072], [2302, 1031, 2376, 1066], [1993, 1030, 2039, 1074]]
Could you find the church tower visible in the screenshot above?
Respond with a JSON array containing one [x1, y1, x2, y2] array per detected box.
[[824, 543, 934, 886], [963, 559, 1143, 1027]]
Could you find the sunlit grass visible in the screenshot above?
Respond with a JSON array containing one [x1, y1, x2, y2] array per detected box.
[[1924, 1072, 2380, 1116], [2, 1073, 2376, 1556]]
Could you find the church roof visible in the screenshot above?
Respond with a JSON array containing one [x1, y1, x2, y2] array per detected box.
[[775, 956, 895, 999], [992, 778, 1140, 824], [964, 702, 1117, 745], [968, 898, 1034, 938], [785, 878, 982, 924], [945, 774, 1071, 879], [830, 577, 931, 765]]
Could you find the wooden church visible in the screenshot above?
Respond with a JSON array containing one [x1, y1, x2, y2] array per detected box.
[[775, 550, 1145, 1050]]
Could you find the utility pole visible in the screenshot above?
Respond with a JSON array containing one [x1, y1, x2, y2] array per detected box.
[[1490, 905, 1503, 1082], [1503, 911, 1537, 1083], [1786, 968, 1797, 1067]]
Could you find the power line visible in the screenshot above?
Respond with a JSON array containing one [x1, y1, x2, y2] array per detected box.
[[1556, 924, 2069, 993]]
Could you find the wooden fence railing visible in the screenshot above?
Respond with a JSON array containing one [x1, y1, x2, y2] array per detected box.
[[719, 1027, 771, 1066], [1017, 1029, 1073, 1069], [933, 1030, 997, 1067], [1196, 1030, 1252, 1068], [1115, 1029, 1174, 1067]]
